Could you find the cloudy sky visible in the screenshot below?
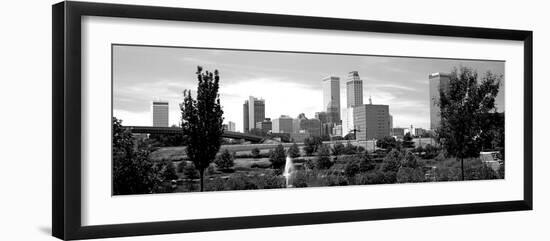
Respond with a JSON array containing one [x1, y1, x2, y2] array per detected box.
[[112, 45, 505, 132]]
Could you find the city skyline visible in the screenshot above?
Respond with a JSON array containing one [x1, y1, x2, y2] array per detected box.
[[112, 45, 505, 132]]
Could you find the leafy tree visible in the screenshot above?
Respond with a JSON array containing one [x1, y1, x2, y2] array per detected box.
[[303, 136, 323, 156], [215, 149, 235, 171], [376, 136, 399, 150], [316, 144, 333, 169], [180, 66, 224, 191], [437, 67, 502, 180], [251, 147, 261, 158], [343, 141, 358, 155], [112, 117, 157, 195], [358, 152, 376, 172], [381, 150, 402, 173], [287, 142, 301, 158], [331, 142, 345, 156], [402, 133, 415, 148], [269, 144, 286, 170]]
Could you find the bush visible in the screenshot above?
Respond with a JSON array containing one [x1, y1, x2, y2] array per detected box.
[[183, 162, 199, 180], [269, 144, 287, 170], [401, 151, 420, 169], [316, 144, 333, 169], [250, 161, 272, 169], [225, 174, 259, 190], [303, 136, 323, 156], [381, 150, 402, 173], [176, 161, 187, 173], [287, 143, 300, 158], [322, 174, 349, 186], [205, 177, 226, 191], [215, 149, 235, 171], [251, 147, 261, 158], [383, 171, 397, 183], [396, 167, 424, 183], [331, 142, 345, 156], [304, 159, 316, 171], [377, 136, 399, 150], [292, 171, 308, 188], [343, 142, 359, 155], [160, 161, 178, 181]]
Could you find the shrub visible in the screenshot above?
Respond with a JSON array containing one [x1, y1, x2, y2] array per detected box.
[[343, 142, 358, 155], [322, 174, 348, 186], [401, 151, 420, 169], [251, 147, 261, 158], [225, 174, 259, 190], [160, 161, 178, 181], [287, 143, 301, 158], [269, 144, 287, 170], [377, 136, 399, 150], [176, 161, 187, 173], [304, 159, 316, 171], [316, 144, 333, 169], [183, 162, 199, 180], [343, 159, 361, 178], [215, 149, 235, 171], [331, 142, 345, 156], [205, 177, 226, 191], [250, 161, 272, 169], [383, 171, 397, 183], [303, 136, 323, 156], [381, 150, 402, 173], [396, 167, 424, 183], [292, 170, 308, 188], [256, 174, 285, 189]]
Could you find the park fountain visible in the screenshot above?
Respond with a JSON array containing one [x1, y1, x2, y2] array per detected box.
[[283, 155, 294, 188]]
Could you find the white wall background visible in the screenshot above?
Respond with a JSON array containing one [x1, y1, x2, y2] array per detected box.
[[0, 0, 547, 240]]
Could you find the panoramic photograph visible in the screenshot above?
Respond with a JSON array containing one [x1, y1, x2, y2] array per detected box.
[[111, 44, 505, 195]]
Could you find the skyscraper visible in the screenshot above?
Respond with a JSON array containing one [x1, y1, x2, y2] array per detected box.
[[243, 96, 265, 132], [322, 76, 341, 124], [346, 71, 363, 108], [152, 101, 169, 127], [429, 73, 451, 130], [272, 115, 294, 133]]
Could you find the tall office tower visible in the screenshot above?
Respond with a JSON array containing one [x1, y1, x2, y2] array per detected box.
[[353, 104, 390, 141], [429, 73, 451, 130], [322, 76, 341, 124], [389, 114, 394, 130], [272, 115, 294, 133], [152, 101, 169, 127], [346, 71, 363, 108], [243, 96, 265, 132]]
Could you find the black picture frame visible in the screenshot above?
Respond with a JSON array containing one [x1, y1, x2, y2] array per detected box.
[[52, 1, 533, 240]]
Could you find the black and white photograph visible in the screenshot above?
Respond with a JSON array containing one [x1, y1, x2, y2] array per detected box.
[[112, 45, 505, 195]]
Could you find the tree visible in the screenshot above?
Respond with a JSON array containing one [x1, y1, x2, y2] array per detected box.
[[381, 150, 402, 173], [437, 67, 502, 180], [376, 136, 399, 150], [303, 136, 323, 156], [180, 66, 224, 191], [316, 144, 333, 169], [402, 133, 415, 148], [215, 149, 235, 171], [112, 117, 157, 195], [269, 144, 286, 170], [287, 143, 300, 158]]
